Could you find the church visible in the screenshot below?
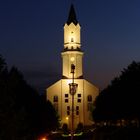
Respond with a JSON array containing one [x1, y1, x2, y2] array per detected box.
[[46, 4, 99, 129]]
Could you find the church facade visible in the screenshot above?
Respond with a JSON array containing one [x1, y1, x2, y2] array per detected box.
[[46, 5, 99, 129]]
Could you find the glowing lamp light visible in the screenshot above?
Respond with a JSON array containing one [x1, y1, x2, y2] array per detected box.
[[38, 137, 48, 140], [66, 117, 69, 120], [41, 138, 47, 140]]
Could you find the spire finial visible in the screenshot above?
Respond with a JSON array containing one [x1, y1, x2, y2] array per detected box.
[[67, 4, 78, 25]]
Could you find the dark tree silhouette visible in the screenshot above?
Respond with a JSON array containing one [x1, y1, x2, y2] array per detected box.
[[0, 55, 59, 140], [93, 61, 140, 122]]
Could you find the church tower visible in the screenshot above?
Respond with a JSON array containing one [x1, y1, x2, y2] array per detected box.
[[62, 4, 83, 79], [46, 4, 99, 130]]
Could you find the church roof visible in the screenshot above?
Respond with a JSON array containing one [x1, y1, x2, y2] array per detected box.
[[67, 4, 78, 25]]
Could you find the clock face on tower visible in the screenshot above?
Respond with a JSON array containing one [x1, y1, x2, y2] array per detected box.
[[70, 57, 75, 62]]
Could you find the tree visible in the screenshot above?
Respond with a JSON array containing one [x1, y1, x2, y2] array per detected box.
[[93, 61, 140, 122], [0, 55, 59, 139], [45, 100, 60, 130]]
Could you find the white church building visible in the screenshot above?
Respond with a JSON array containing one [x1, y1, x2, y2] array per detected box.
[[46, 4, 99, 129]]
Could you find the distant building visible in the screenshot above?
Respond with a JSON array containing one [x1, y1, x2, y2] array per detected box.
[[46, 4, 99, 129]]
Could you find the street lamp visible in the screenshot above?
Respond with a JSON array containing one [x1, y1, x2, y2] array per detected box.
[[69, 64, 78, 140]]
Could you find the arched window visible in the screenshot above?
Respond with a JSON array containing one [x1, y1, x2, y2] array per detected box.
[[76, 106, 79, 115], [87, 95, 92, 102], [87, 95, 92, 111], [71, 37, 74, 42], [53, 95, 58, 102], [67, 106, 70, 115]]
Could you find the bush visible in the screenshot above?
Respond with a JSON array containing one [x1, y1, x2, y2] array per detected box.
[[76, 122, 84, 133], [62, 123, 69, 134]]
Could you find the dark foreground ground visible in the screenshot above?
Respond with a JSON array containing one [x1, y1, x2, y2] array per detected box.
[[48, 126, 140, 140]]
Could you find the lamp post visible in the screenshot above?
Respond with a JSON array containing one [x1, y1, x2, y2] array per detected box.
[[69, 64, 78, 140]]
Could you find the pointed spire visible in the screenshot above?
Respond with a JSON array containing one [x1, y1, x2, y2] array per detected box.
[[67, 4, 78, 25]]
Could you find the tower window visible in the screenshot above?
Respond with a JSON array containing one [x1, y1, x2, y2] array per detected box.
[[53, 95, 58, 102], [67, 106, 70, 110], [77, 94, 81, 98], [65, 94, 69, 98], [76, 106, 79, 115], [67, 106, 70, 115], [76, 111, 79, 115], [71, 38, 74, 42], [67, 111, 70, 115], [65, 99, 68, 103], [76, 106, 79, 110], [71, 46, 74, 49], [87, 95, 92, 102], [77, 99, 81, 103]]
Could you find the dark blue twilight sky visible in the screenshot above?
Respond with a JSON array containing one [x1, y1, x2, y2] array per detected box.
[[0, 0, 140, 93]]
